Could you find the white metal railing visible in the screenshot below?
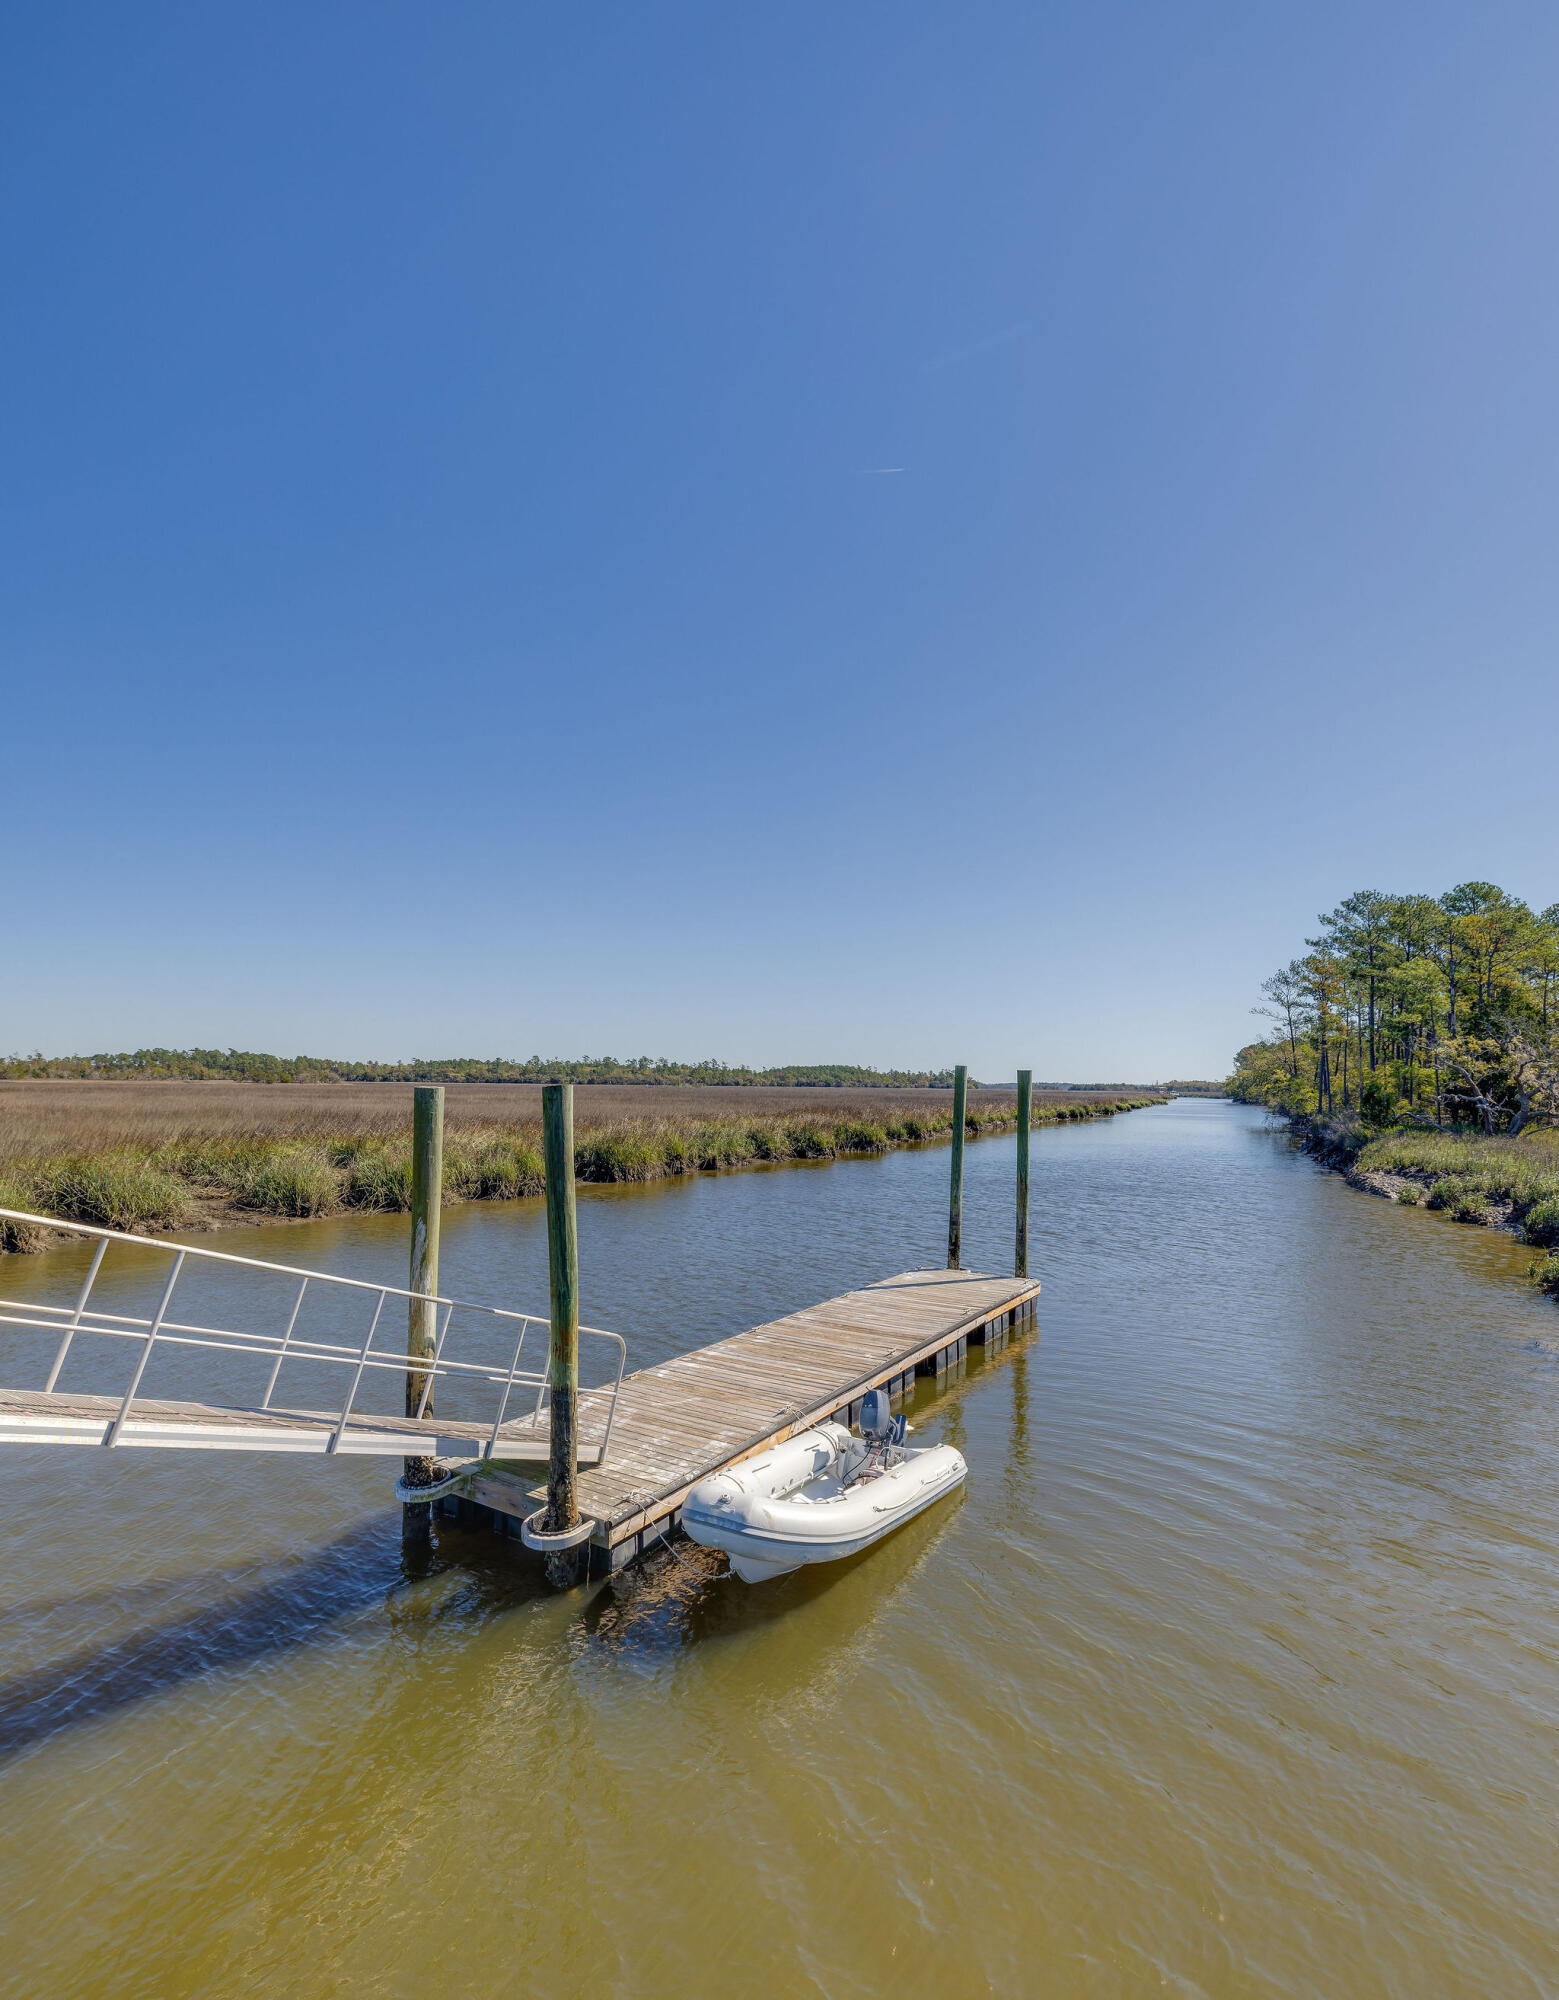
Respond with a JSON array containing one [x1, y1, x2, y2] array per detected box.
[[0, 1210, 627, 1463]]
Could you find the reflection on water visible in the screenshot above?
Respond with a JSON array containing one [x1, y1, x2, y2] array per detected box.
[[3, 1102, 1559, 1997]]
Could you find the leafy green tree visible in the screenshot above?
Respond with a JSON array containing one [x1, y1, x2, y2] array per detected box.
[[1519, 906, 1559, 1033], [1314, 889, 1400, 1072], [1255, 960, 1310, 1079], [1235, 878, 1557, 1134]]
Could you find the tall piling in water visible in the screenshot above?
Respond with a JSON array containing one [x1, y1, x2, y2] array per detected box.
[[947, 1064, 967, 1269], [402, 1084, 444, 1544], [1015, 1069, 1031, 1279], [542, 1082, 584, 1585]]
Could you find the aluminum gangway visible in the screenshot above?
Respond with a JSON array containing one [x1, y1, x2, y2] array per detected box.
[[0, 1211, 625, 1467]]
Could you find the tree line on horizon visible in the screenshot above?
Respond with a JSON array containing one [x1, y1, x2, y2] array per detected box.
[[0, 1047, 1210, 1093], [1230, 882, 1559, 1134], [0, 1049, 1057, 1090]]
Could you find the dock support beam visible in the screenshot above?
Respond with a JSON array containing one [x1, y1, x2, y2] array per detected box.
[[402, 1085, 444, 1544], [947, 1064, 967, 1269], [542, 1083, 584, 1585], [1015, 1069, 1030, 1279]]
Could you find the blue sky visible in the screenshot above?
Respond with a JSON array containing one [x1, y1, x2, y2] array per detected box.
[[4, 4, 1557, 1080]]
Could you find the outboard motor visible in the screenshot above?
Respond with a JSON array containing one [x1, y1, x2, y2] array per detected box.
[[839, 1389, 911, 1487], [859, 1391, 908, 1448], [859, 1388, 894, 1440]]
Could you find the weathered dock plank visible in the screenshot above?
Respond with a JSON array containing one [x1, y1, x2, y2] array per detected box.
[[466, 1267, 1038, 1566]]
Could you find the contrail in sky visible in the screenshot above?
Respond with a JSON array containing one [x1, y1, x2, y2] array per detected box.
[[857, 466, 905, 474], [924, 322, 1032, 370]]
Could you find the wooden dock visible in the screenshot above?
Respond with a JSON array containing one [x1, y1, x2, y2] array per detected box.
[[463, 1267, 1040, 1572]]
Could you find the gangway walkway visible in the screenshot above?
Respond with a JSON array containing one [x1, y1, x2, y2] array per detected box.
[[0, 1211, 626, 1467]]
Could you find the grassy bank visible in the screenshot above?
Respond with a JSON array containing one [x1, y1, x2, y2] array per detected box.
[[0, 1083, 1165, 1254], [1295, 1114, 1559, 1301]]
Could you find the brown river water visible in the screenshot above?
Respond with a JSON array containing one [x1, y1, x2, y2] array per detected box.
[[3, 1098, 1559, 1998]]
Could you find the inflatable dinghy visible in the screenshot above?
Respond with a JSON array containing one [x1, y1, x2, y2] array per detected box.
[[681, 1389, 966, 1583]]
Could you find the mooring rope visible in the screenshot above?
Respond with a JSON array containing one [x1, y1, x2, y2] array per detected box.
[[619, 1487, 719, 1579]]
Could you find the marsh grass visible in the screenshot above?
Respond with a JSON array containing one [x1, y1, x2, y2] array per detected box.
[[0, 1081, 1163, 1251], [448, 1136, 546, 1201], [1360, 1128, 1559, 1218], [0, 1176, 46, 1252], [34, 1154, 191, 1234], [1524, 1198, 1559, 1249], [240, 1148, 344, 1218]]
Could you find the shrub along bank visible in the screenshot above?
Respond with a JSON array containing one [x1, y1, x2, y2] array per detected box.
[[0, 1095, 1164, 1254]]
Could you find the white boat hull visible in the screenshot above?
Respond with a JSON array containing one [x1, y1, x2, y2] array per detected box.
[[681, 1420, 966, 1582]]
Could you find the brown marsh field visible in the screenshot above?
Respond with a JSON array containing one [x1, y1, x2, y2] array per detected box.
[[0, 1080, 1165, 1251], [0, 1079, 1082, 1151]]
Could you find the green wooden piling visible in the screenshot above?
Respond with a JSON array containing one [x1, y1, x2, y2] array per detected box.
[[1015, 1069, 1031, 1279], [947, 1064, 967, 1269], [401, 1085, 444, 1544], [542, 1083, 581, 1580]]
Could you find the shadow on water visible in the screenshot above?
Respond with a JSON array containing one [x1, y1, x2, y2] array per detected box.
[[0, 1493, 967, 1758], [0, 1515, 559, 1762]]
